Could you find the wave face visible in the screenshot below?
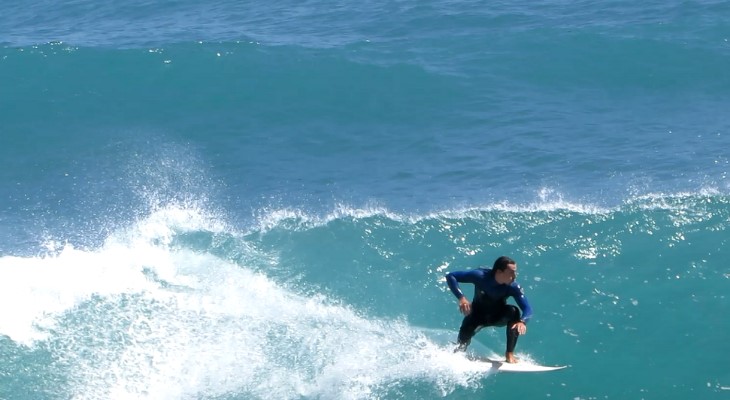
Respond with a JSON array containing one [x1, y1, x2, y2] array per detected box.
[[2, 0, 730, 399], [2, 194, 729, 399]]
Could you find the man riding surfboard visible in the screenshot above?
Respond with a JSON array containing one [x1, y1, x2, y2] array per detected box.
[[445, 256, 533, 363]]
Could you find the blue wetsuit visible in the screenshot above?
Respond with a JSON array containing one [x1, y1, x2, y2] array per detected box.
[[446, 268, 533, 352]]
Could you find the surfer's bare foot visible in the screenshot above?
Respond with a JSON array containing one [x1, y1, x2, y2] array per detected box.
[[505, 352, 518, 363], [453, 341, 469, 353]]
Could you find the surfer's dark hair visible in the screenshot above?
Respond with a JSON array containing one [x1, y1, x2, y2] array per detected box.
[[492, 256, 516, 271]]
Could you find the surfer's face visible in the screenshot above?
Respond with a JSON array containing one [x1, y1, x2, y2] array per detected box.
[[496, 263, 517, 284]]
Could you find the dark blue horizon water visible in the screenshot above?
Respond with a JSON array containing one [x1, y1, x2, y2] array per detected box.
[[2, 1, 729, 399]]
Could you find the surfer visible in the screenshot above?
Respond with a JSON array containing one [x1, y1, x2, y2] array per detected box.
[[445, 256, 533, 363]]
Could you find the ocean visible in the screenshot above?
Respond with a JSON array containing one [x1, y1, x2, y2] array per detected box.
[[1, 1, 729, 399]]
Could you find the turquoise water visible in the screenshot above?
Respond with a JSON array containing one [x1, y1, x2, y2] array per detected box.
[[1, 1, 729, 399]]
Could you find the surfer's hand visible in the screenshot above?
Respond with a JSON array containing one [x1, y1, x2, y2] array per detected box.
[[511, 321, 527, 335], [458, 297, 471, 316]]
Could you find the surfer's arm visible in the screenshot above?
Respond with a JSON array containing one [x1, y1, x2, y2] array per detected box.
[[510, 284, 533, 323], [446, 270, 480, 316], [445, 270, 480, 299]]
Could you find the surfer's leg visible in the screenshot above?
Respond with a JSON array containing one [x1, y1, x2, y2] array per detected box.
[[488, 306, 521, 341], [455, 313, 483, 352], [486, 305, 522, 358], [501, 305, 522, 355]]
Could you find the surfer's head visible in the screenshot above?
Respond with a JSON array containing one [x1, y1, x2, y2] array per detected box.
[[493, 256, 517, 284]]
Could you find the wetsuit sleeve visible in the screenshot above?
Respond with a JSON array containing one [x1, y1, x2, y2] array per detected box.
[[445, 270, 482, 299], [510, 283, 533, 323]]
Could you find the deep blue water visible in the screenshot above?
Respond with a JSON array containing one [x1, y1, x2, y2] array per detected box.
[[1, 1, 729, 399]]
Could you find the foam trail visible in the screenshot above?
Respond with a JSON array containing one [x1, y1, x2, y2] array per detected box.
[[0, 206, 222, 345], [50, 251, 492, 399], [0, 245, 158, 345], [0, 207, 492, 400]]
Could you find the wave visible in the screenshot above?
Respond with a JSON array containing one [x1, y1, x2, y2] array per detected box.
[[0, 206, 497, 400], [3, 188, 725, 334], [248, 189, 730, 230], [1, 187, 727, 398]]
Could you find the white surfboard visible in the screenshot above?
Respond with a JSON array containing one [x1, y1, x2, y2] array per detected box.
[[473, 356, 567, 372]]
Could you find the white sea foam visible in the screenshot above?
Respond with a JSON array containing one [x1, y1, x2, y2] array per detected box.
[[0, 205, 493, 400]]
